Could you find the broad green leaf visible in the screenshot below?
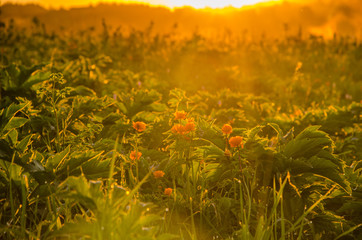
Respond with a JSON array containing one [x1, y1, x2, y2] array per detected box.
[[337, 201, 362, 214], [3, 117, 29, 132], [204, 163, 220, 179], [29, 183, 57, 201], [80, 158, 110, 179], [48, 221, 94, 239], [4, 102, 29, 118], [149, 102, 167, 112], [248, 125, 263, 139], [278, 157, 313, 174], [0, 139, 13, 162], [59, 175, 90, 197], [196, 144, 225, 160], [16, 134, 33, 153], [284, 126, 333, 159], [118, 89, 162, 119], [308, 156, 351, 193], [26, 160, 55, 184], [72, 85, 96, 96], [136, 213, 161, 228], [58, 176, 97, 210], [9, 163, 23, 181], [56, 151, 103, 179], [45, 145, 71, 170], [169, 88, 186, 101], [2, 63, 45, 88], [267, 122, 284, 140], [22, 70, 51, 89], [7, 129, 18, 145], [316, 149, 343, 171], [0, 102, 29, 133]]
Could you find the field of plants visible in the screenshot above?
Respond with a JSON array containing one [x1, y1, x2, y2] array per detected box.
[[0, 18, 362, 239]]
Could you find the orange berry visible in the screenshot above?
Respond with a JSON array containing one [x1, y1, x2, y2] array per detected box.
[[172, 119, 195, 135], [174, 111, 187, 120], [171, 124, 186, 135], [153, 170, 165, 179], [164, 188, 172, 196], [184, 122, 195, 132], [221, 124, 232, 134], [132, 121, 146, 132], [229, 136, 243, 148], [130, 151, 142, 160]]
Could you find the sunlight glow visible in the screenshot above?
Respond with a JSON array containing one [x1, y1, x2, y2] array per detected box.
[[4, 0, 282, 9], [121, 0, 282, 9]]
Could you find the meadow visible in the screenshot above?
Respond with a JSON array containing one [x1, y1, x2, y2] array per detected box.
[[0, 14, 361, 239]]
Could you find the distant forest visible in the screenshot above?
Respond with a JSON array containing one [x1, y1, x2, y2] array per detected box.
[[1, 0, 361, 39]]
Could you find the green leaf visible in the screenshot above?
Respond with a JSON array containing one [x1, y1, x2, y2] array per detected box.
[[26, 160, 55, 184], [169, 88, 186, 101], [2, 63, 45, 89], [118, 89, 162, 119], [3, 117, 29, 132], [276, 155, 312, 174], [335, 223, 362, 240], [0, 102, 29, 132], [72, 85, 96, 96], [267, 122, 284, 140], [56, 151, 103, 179], [16, 134, 33, 153], [157, 233, 180, 240], [4, 102, 28, 118], [22, 70, 51, 89], [316, 149, 343, 171], [0, 139, 13, 162], [45, 145, 71, 170], [48, 219, 94, 238], [81, 158, 110, 179], [308, 156, 351, 193], [7, 129, 18, 145], [29, 183, 57, 201], [284, 126, 333, 159], [9, 163, 22, 181], [196, 143, 225, 160], [58, 175, 97, 210], [248, 125, 263, 139]]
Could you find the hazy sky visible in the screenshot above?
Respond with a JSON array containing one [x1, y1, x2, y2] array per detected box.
[[2, 0, 281, 9]]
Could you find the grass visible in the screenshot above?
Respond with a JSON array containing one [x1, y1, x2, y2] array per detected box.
[[0, 18, 361, 239]]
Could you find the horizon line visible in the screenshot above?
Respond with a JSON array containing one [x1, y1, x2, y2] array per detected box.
[[1, 0, 288, 12]]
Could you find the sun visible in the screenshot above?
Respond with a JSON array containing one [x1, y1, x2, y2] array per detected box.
[[159, 0, 280, 9], [118, 0, 282, 9]]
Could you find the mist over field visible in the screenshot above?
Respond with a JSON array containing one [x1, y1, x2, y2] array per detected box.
[[1, 0, 362, 39]]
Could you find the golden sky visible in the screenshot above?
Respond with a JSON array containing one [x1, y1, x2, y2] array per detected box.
[[3, 0, 282, 9]]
